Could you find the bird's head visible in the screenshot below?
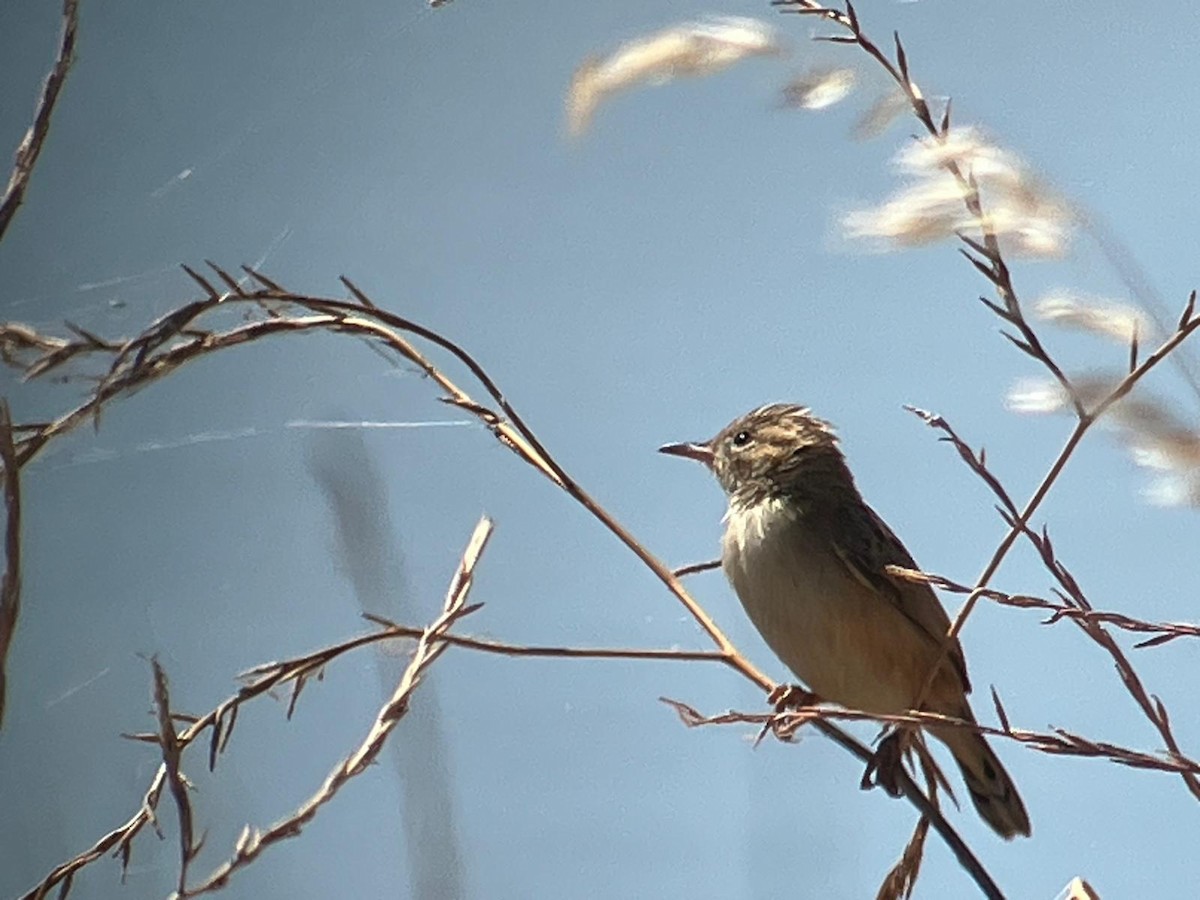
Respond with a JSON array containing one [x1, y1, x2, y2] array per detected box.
[[659, 403, 851, 507]]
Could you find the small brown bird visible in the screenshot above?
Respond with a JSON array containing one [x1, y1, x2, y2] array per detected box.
[[660, 403, 1030, 839]]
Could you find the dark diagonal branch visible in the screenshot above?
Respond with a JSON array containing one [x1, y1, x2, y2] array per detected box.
[[0, 0, 81, 245], [0, 402, 21, 731]]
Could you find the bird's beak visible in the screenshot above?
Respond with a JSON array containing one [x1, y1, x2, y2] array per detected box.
[[658, 440, 715, 467]]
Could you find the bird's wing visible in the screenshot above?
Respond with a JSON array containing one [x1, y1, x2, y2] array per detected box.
[[828, 502, 970, 693]]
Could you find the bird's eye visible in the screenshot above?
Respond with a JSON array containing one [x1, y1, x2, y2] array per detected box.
[[732, 430, 752, 447]]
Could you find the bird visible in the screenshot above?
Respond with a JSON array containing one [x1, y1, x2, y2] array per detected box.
[[659, 402, 1031, 839]]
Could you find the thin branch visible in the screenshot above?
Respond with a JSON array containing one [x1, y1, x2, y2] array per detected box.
[[0, 401, 21, 731], [905, 407, 1020, 520], [663, 699, 1200, 779], [887, 565, 1200, 648], [150, 658, 201, 895], [0, 0, 81, 245], [878, 749, 936, 900], [362, 613, 731, 663], [176, 516, 494, 897]]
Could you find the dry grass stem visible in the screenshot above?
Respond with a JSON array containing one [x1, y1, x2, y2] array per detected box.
[[1016, 521, 1200, 801], [877, 807, 930, 900], [21, 589, 736, 897], [363, 613, 730, 663], [851, 89, 908, 140], [175, 516, 494, 897], [1035, 291, 1153, 344], [886, 566, 1200, 649], [0, 0, 80, 245], [1009, 373, 1200, 506], [149, 658, 202, 895], [876, 741, 944, 900], [0, 402, 21, 731], [781, 66, 856, 110], [663, 698, 1200, 779]]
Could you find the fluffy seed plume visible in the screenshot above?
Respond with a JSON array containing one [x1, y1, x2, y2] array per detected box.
[[894, 126, 1021, 180], [1007, 374, 1200, 506], [843, 174, 970, 246], [1036, 291, 1153, 344], [566, 17, 782, 137], [845, 126, 1073, 256], [1005, 377, 1080, 416], [1128, 408, 1200, 506], [781, 67, 856, 110], [852, 90, 909, 140]]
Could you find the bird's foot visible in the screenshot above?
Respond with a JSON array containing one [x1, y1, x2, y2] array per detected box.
[[861, 730, 907, 798], [767, 683, 820, 711], [755, 684, 821, 746]]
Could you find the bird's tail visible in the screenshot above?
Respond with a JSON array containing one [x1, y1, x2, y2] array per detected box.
[[936, 725, 1031, 840]]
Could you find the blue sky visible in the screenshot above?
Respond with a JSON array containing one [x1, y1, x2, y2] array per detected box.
[[2, 1, 1199, 897]]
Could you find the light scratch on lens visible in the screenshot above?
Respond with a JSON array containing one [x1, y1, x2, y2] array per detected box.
[[149, 167, 194, 199], [131, 428, 264, 454], [238, 225, 294, 289], [40, 421, 471, 471], [46, 668, 112, 708], [286, 419, 472, 430], [75, 264, 179, 293]]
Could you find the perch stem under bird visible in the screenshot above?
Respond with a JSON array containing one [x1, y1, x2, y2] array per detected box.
[[660, 403, 1031, 839]]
